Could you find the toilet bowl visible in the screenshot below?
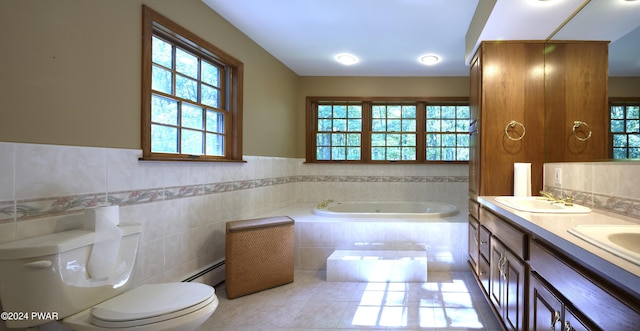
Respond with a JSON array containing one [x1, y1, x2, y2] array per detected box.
[[62, 283, 219, 331], [0, 223, 218, 330]]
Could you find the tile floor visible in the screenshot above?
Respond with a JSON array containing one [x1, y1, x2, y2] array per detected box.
[[197, 270, 503, 331]]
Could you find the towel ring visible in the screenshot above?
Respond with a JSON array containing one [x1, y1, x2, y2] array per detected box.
[[505, 120, 526, 141], [572, 121, 592, 141]]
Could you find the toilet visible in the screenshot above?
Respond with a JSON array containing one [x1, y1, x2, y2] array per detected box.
[[0, 223, 218, 330]]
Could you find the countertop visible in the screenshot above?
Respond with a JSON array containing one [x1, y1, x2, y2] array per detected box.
[[478, 196, 640, 297]]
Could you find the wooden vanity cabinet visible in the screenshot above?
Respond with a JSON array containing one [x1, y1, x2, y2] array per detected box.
[[490, 238, 527, 331], [530, 273, 593, 331], [481, 207, 528, 331], [530, 239, 640, 331]]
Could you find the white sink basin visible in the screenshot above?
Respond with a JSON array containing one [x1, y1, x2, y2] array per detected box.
[[494, 196, 591, 214], [569, 225, 640, 266]]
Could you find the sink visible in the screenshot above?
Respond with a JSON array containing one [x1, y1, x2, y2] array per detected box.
[[494, 196, 591, 214], [569, 225, 640, 266]]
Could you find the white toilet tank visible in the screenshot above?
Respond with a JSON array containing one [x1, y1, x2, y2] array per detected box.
[[0, 223, 141, 328]]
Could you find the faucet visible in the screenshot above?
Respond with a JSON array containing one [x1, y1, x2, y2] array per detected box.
[[539, 191, 574, 206], [316, 199, 334, 209]]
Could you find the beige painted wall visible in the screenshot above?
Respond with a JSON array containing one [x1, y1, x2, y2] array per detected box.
[[609, 77, 640, 98], [0, 0, 300, 157]]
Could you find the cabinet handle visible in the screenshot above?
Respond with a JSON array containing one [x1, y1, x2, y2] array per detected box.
[[564, 321, 573, 331], [480, 240, 488, 245], [498, 254, 507, 280], [551, 311, 561, 331]]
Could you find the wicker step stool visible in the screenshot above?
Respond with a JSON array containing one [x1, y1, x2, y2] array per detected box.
[[225, 216, 295, 299]]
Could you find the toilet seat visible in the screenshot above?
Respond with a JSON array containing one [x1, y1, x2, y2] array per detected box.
[[89, 283, 215, 328]]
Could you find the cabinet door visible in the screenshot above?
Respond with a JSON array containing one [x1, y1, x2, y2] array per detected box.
[[478, 42, 545, 196], [530, 273, 563, 331], [469, 216, 479, 272], [503, 247, 526, 331], [478, 255, 490, 294], [489, 239, 505, 312], [490, 238, 527, 331], [564, 307, 594, 331]]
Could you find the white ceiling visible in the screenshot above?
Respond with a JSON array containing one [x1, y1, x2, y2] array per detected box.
[[203, 0, 640, 77]]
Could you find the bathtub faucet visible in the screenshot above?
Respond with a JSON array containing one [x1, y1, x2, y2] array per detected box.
[[317, 199, 334, 209]]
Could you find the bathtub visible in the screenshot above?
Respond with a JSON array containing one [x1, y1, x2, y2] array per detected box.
[[257, 203, 468, 271], [312, 201, 458, 218]]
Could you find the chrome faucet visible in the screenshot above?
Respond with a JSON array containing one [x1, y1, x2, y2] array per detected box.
[[316, 199, 334, 209], [539, 191, 574, 206]]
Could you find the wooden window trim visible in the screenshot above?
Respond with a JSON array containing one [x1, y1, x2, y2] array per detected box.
[[609, 97, 640, 159], [306, 96, 469, 164], [141, 6, 244, 162]]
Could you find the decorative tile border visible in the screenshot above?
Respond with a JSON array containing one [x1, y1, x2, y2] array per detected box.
[[0, 201, 15, 224], [546, 186, 640, 220], [2, 175, 467, 222]]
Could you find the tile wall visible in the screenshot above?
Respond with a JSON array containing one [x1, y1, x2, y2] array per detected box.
[[0, 142, 469, 287], [544, 162, 640, 220]]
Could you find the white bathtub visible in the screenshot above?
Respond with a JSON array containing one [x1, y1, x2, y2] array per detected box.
[[312, 201, 458, 218], [256, 203, 468, 271]]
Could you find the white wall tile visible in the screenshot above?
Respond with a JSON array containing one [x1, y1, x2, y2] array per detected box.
[[15, 143, 106, 199], [0, 142, 14, 201], [107, 148, 164, 192]]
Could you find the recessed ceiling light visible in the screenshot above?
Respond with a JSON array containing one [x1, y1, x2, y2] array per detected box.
[[420, 55, 439, 65], [336, 53, 358, 65]]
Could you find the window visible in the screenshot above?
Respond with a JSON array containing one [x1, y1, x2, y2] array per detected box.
[[371, 104, 417, 161], [425, 105, 470, 161], [316, 102, 363, 161], [610, 98, 640, 159], [141, 6, 243, 161], [307, 97, 469, 163]]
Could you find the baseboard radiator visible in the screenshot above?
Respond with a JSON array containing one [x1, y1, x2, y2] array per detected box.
[[183, 258, 226, 286]]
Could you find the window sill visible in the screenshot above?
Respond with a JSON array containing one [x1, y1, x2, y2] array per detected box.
[[139, 156, 246, 163]]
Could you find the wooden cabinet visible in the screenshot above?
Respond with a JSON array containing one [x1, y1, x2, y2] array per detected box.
[[544, 41, 609, 162], [469, 41, 545, 198], [471, 202, 640, 331], [530, 239, 640, 331], [490, 238, 527, 331], [481, 207, 528, 331], [530, 273, 593, 331], [467, 40, 616, 331]]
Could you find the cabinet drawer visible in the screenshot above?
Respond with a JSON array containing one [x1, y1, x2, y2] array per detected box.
[[468, 199, 480, 220], [530, 240, 640, 331], [479, 225, 491, 260], [480, 207, 528, 259]]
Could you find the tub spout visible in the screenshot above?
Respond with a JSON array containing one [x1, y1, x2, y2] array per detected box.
[[317, 199, 334, 209]]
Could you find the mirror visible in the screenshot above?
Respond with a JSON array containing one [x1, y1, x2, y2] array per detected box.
[[550, 0, 640, 77], [549, 0, 640, 160]]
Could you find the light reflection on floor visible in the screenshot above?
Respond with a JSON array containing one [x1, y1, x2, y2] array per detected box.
[[351, 279, 484, 329]]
